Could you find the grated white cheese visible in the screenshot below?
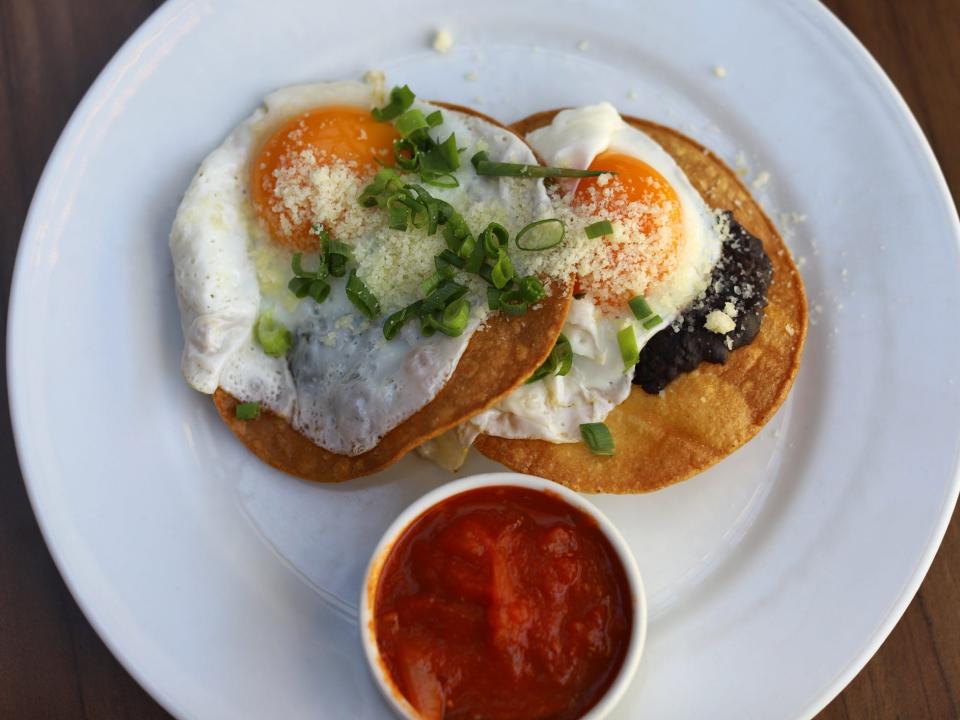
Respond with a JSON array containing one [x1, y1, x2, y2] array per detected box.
[[705, 309, 736, 334], [433, 29, 454, 53]]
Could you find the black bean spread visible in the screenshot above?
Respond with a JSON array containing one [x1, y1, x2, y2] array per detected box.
[[633, 212, 773, 394]]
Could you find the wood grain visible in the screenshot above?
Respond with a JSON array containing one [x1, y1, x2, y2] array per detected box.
[[0, 1, 957, 718]]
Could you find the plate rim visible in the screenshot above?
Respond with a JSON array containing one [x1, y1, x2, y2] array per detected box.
[[6, 1, 960, 718]]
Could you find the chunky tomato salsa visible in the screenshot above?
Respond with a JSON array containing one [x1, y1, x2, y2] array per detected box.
[[373, 486, 632, 720]]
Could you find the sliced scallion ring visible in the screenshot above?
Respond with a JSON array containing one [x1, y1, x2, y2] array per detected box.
[[371, 85, 415, 122], [463, 241, 486, 274], [525, 333, 572, 384], [383, 300, 423, 341], [345, 270, 381, 319], [642, 314, 663, 330], [480, 222, 509, 258], [394, 108, 429, 139], [421, 172, 459, 188], [437, 249, 465, 270], [255, 313, 292, 358], [497, 289, 528, 316], [307, 278, 331, 304], [291, 252, 326, 279], [518, 275, 545, 303], [440, 298, 470, 336], [323, 238, 351, 278], [580, 422, 615, 456], [393, 138, 419, 171], [628, 295, 654, 320], [515, 218, 566, 252], [387, 204, 409, 231], [421, 133, 460, 173], [422, 280, 468, 314], [235, 402, 261, 420], [491, 248, 515, 289], [617, 324, 639, 369], [288, 276, 311, 298], [585, 219, 614, 238], [419, 272, 443, 296]]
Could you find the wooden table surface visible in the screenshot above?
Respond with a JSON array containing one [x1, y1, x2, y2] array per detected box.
[[1, 1, 958, 717]]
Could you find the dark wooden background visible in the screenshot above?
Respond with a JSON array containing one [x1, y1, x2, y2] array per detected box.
[[1, 1, 958, 717]]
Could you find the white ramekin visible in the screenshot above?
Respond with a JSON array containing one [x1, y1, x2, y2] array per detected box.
[[360, 472, 647, 720]]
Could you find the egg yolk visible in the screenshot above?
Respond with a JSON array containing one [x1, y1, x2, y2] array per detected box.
[[573, 151, 684, 306], [250, 106, 398, 251]]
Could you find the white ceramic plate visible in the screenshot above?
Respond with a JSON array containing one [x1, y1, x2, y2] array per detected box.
[[9, 1, 960, 718]]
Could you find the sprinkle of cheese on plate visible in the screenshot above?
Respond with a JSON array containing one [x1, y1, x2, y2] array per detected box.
[[433, 29, 454, 54]]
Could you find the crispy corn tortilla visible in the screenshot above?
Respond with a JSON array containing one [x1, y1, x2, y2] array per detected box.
[[474, 111, 808, 493], [214, 104, 571, 483]]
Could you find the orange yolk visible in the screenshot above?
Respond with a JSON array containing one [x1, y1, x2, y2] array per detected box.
[[573, 151, 683, 306], [250, 106, 398, 251]]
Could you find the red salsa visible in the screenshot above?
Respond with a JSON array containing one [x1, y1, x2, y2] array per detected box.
[[373, 486, 632, 720]]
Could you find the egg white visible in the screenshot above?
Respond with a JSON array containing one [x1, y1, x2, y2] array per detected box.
[[461, 103, 724, 445], [170, 80, 551, 455]]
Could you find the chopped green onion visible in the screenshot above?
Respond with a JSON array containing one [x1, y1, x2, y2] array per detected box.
[[556, 336, 574, 376], [585, 219, 614, 238], [580, 422, 615, 456], [498, 289, 528, 316], [515, 218, 566, 251], [323, 238, 351, 278], [470, 150, 489, 169], [421, 133, 460, 173], [235, 402, 261, 420], [480, 222, 509, 258], [371, 85, 415, 122], [345, 270, 381, 319], [487, 287, 503, 310], [642, 314, 663, 330], [419, 314, 437, 337], [420, 306, 470, 337], [387, 204, 409, 231], [383, 301, 423, 341], [291, 252, 326, 279], [394, 109, 429, 138], [491, 248, 515, 289], [419, 272, 443, 296], [628, 295, 653, 320], [518, 275, 545, 303], [437, 249, 465, 270], [288, 276, 311, 298], [308, 278, 331, 304], [471, 151, 611, 178], [421, 172, 459, 188], [422, 280, 468, 313], [425, 109, 444, 127], [526, 334, 573, 383], [439, 298, 471, 336], [475, 161, 609, 178], [617, 324, 639, 369], [255, 313, 292, 357], [627, 295, 663, 330], [393, 138, 419, 170], [457, 234, 477, 261], [463, 240, 486, 274]]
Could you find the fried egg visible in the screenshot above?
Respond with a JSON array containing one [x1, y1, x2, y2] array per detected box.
[[463, 103, 724, 444], [170, 80, 550, 455]]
